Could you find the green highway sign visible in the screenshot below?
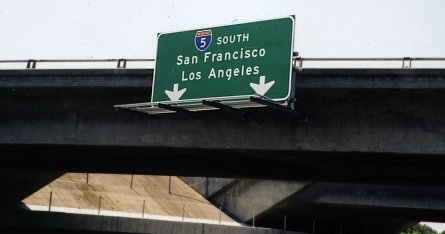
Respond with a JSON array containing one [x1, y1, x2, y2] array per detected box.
[[152, 16, 294, 104]]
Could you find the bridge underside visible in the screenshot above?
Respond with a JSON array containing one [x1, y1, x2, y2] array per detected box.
[[2, 143, 445, 185]]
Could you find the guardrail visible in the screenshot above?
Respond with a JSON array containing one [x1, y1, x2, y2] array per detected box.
[[292, 57, 445, 68], [0, 57, 445, 69], [0, 58, 154, 69]]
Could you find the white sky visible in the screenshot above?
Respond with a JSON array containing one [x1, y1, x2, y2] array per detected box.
[[422, 222, 445, 232], [1, 0, 444, 60]]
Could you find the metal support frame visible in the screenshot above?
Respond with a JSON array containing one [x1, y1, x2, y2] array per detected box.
[[250, 96, 294, 113], [48, 191, 52, 212], [202, 100, 247, 121], [248, 66, 307, 120], [98, 195, 102, 215], [182, 204, 185, 222], [130, 174, 134, 189], [115, 106, 160, 120], [158, 103, 196, 117], [168, 176, 172, 194], [249, 95, 305, 121], [290, 66, 298, 110], [142, 200, 145, 218], [402, 57, 412, 68], [26, 60, 36, 69], [252, 209, 256, 227], [117, 58, 127, 68], [115, 61, 309, 121]]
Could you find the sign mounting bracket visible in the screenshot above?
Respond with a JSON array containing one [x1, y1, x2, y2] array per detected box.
[[202, 100, 247, 121], [158, 103, 197, 118], [249, 95, 304, 121]]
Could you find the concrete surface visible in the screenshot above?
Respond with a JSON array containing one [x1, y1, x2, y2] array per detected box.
[[22, 173, 237, 226], [3, 211, 303, 234], [211, 180, 309, 222], [180, 177, 236, 197], [177, 176, 445, 232], [0, 69, 152, 88]]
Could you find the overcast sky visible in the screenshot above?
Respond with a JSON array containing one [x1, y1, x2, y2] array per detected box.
[[1, 0, 444, 60]]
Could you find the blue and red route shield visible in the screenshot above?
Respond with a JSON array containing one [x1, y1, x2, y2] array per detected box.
[[194, 29, 212, 52]]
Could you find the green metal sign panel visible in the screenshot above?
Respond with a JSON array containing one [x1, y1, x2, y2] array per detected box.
[[152, 16, 294, 104]]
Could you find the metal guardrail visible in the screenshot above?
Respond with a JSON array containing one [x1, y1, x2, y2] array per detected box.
[[292, 57, 445, 68], [0, 58, 154, 69], [0, 57, 445, 69]]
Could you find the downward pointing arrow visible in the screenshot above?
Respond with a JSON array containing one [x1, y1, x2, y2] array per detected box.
[[250, 76, 275, 96], [165, 83, 186, 101]]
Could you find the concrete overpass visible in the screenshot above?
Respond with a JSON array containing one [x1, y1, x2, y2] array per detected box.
[[2, 68, 445, 181], [2, 66, 445, 233]]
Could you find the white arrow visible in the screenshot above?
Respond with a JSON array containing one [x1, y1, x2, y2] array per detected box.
[[249, 76, 275, 96], [165, 83, 186, 101]]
